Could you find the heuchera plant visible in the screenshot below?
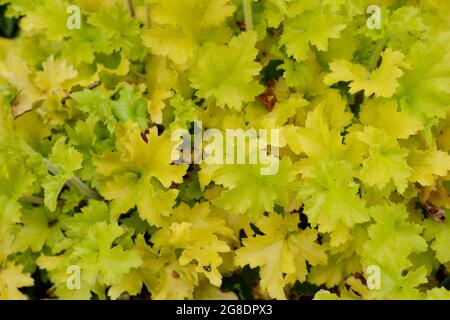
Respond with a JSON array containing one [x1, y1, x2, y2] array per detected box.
[[0, 0, 449, 300]]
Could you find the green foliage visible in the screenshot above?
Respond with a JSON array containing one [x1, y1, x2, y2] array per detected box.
[[0, 0, 449, 301]]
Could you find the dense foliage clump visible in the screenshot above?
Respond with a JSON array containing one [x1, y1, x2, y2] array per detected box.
[[0, 0, 449, 300]]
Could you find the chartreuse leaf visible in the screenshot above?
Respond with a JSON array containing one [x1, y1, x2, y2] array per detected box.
[[357, 126, 412, 193], [423, 212, 450, 264], [289, 102, 351, 174], [152, 202, 235, 287], [321, 0, 363, 16], [142, 0, 235, 65], [194, 281, 238, 300], [37, 253, 92, 299], [19, 0, 69, 41], [71, 89, 117, 133], [62, 200, 110, 239], [1, 0, 450, 301], [34, 55, 77, 96], [43, 137, 83, 212], [297, 160, 370, 247], [144, 56, 178, 124], [111, 84, 149, 131], [397, 34, 450, 127], [324, 49, 407, 98], [0, 137, 44, 225], [367, 266, 429, 300], [280, 9, 346, 61], [235, 213, 327, 299], [110, 234, 200, 300], [108, 234, 161, 299], [13, 207, 67, 254], [94, 124, 188, 225], [0, 55, 44, 117], [0, 261, 34, 300], [0, 54, 77, 117], [169, 95, 200, 129], [151, 258, 199, 300], [308, 226, 367, 288], [359, 99, 423, 140], [88, 2, 143, 60], [408, 148, 450, 186], [189, 31, 264, 111], [283, 92, 367, 174], [209, 158, 300, 217], [362, 203, 427, 274], [316, 266, 431, 300], [63, 24, 111, 66], [38, 219, 143, 300], [425, 288, 450, 300], [72, 221, 142, 287]]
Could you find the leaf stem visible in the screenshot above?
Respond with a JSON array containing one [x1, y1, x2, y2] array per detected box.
[[368, 39, 386, 71], [144, 2, 150, 28], [127, 0, 136, 17], [68, 176, 103, 201], [242, 0, 253, 32], [19, 195, 45, 206], [87, 81, 101, 90], [19, 195, 64, 208], [44, 158, 103, 201]]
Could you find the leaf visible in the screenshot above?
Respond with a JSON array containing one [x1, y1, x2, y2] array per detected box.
[[2, 0, 450, 300], [0, 139, 42, 224], [101, 172, 179, 226], [152, 260, 199, 300], [142, 0, 235, 65], [62, 200, 110, 239], [397, 34, 450, 125], [169, 95, 200, 129], [0, 262, 34, 300], [280, 10, 346, 61], [357, 126, 412, 192], [111, 84, 149, 131], [72, 221, 142, 286], [153, 202, 235, 287], [408, 148, 450, 186], [0, 55, 43, 117], [88, 2, 143, 60], [35, 55, 77, 96], [13, 207, 66, 253], [423, 212, 450, 264], [297, 160, 370, 247], [291, 102, 349, 165], [359, 99, 423, 139], [362, 203, 427, 273], [71, 89, 117, 133], [43, 137, 83, 212], [308, 226, 366, 288], [210, 158, 300, 217], [367, 266, 429, 300], [194, 281, 238, 300], [108, 235, 162, 299], [144, 56, 178, 124], [324, 49, 407, 98], [425, 288, 450, 300], [20, 0, 69, 41], [189, 31, 264, 111], [235, 213, 326, 299], [94, 124, 188, 225]]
